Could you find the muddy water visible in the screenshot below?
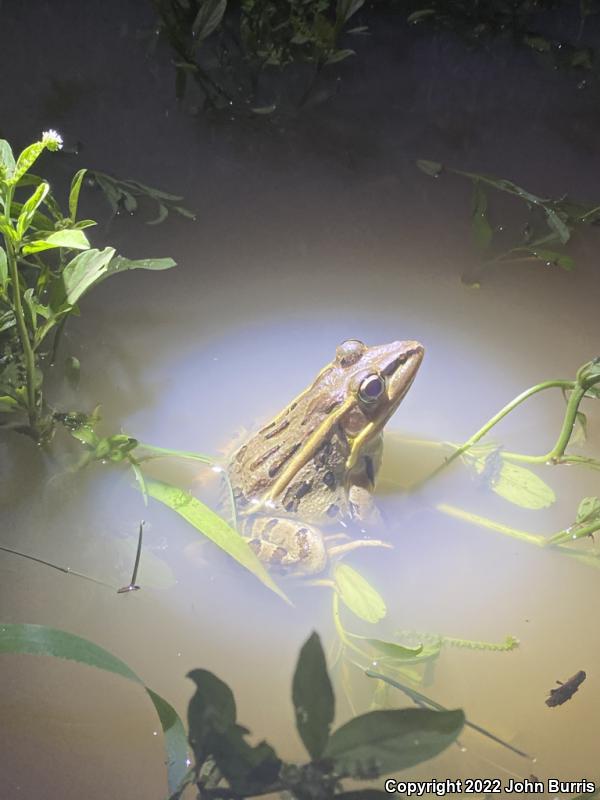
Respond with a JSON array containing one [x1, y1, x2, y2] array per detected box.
[[1, 2, 600, 798]]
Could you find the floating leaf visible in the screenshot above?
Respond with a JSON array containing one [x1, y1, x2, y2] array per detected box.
[[292, 632, 334, 760], [576, 497, 600, 524], [325, 708, 464, 776], [334, 564, 386, 623], [471, 180, 493, 251], [416, 159, 443, 177], [145, 478, 288, 602], [470, 458, 555, 509], [65, 355, 80, 389], [0, 623, 189, 795]]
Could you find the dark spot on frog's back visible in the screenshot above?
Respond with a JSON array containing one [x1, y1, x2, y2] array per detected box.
[[263, 419, 290, 439], [268, 442, 302, 478], [249, 445, 280, 471], [323, 470, 336, 489]]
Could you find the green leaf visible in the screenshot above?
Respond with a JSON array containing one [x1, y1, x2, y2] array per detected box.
[[16, 181, 49, 240], [416, 159, 443, 177], [23, 228, 90, 255], [523, 35, 551, 52], [0, 623, 189, 795], [325, 708, 464, 776], [192, 0, 227, 41], [336, 0, 365, 25], [145, 479, 289, 603], [528, 248, 575, 271], [0, 395, 18, 412], [334, 564, 386, 623], [471, 180, 493, 251], [0, 246, 7, 290], [69, 168, 87, 220], [292, 632, 334, 760], [325, 48, 356, 65], [65, 355, 80, 389], [12, 141, 47, 184], [470, 458, 555, 510], [545, 209, 571, 244], [0, 139, 16, 180], [407, 9, 436, 24], [60, 247, 113, 304], [352, 636, 423, 660], [187, 668, 237, 763], [576, 497, 600, 524]]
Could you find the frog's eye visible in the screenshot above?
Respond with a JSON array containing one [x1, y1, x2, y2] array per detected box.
[[358, 373, 386, 403], [336, 339, 366, 367]]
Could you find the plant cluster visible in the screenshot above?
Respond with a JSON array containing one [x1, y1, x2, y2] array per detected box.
[[0, 134, 178, 442], [150, 0, 366, 111], [407, 0, 600, 73]]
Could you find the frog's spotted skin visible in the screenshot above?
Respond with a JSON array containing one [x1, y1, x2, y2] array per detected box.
[[228, 339, 424, 574]]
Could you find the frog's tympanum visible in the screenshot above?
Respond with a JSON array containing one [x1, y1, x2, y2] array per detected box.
[[227, 339, 424, 575]]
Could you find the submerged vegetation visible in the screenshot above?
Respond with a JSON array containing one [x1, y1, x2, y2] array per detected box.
[[0, 134, 179, 442], [417, 159, 600, 285]]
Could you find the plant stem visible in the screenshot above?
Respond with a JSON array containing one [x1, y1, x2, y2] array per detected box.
[[412, 379, 575, 488], [4, 223, 38, 432]]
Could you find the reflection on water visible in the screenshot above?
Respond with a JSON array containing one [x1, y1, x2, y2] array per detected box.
[[2, 3, 600, 797]]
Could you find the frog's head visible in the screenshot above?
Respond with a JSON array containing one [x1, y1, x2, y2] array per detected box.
[[322, 339, 424, 469]]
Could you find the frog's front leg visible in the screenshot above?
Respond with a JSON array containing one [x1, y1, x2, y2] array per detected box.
[[348, 484, 384, 528]]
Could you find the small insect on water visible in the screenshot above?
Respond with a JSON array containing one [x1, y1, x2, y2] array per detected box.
[[545, 670, 586, 707]]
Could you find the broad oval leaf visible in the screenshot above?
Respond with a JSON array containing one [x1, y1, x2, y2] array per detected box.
[[187, 668, 237, 762], [145, 478, 288, 602], [470, 457, 555, 510], [334, 564, 386, 623], [0, 623, 189, 795], [324, 708, 464, 776], [23, 228, 90, 255], [577, 496, 600, 524], [292, 632, 334, 760]]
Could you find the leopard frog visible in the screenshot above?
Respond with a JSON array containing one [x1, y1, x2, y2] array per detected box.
[[228, 338, 424, 574]]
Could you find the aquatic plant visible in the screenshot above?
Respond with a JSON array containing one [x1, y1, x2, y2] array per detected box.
[[0, 625, 466, 798], [0, 133, 177, 442], [407, 0, 599, 73], [150, 0, 367, 111], [417, 159, 600, 285]]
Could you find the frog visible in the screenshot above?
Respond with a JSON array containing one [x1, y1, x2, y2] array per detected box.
[[226, 338, 424, 575]]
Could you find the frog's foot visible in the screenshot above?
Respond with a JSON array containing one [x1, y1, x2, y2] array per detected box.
[[348, 485, 384, 527], [243, 517, 328, 576]]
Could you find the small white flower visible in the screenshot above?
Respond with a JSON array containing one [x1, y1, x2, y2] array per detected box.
[[41, 129, 63, 151]]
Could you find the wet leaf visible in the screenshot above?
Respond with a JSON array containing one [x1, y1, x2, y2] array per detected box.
[[325, 708, 464, 776], [68, 168, 87, 220], [0, 623, 189, 795], [0, 246, 7, 290], [471, 180, 493, 250], [23, 228, 90, 254], [16, 181, 49, 239], [65, 355, 80, 389], [145, 478, 289, 602], [192, 0, 226, 42], [545, 209, 571, 244], [351, 636, 423, 660], [576, 497, 600, 524], [292, 632, 334, 759], [334, 564, 386, 623], [416, 159, 443, 177], [336, 0, 364, 25], [471, 458, 555, 509]]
